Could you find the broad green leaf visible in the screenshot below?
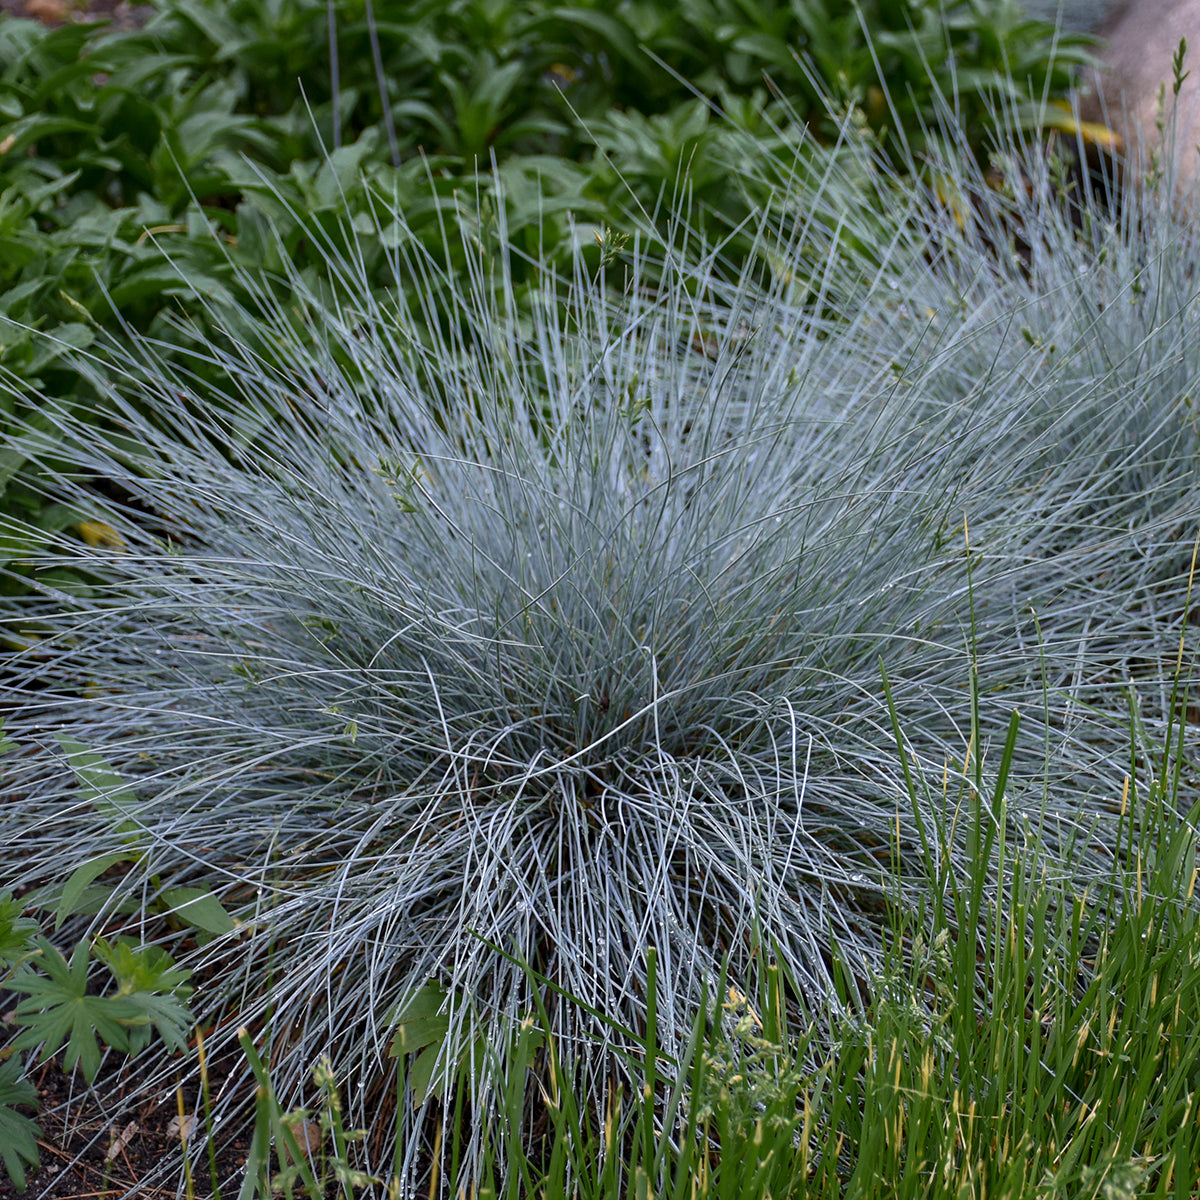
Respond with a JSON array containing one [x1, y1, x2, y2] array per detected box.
[[0, 277, 48, 319], [8, 171, 79, 216], [388, 979, 451, 1042], [24, 322, 93, 375], [55, 852, 132, 929], [23, 881, 137, 920], [389, 982, 453, 1061], [405, 1031, 490, 1108], [0, 113, 99, 158], [389, 982, 495, 1106], [389, 1012, 449, 1057], [31, 501, 86, 535], [159, 887, 236, 935], [0, 237, 36, 274], [407, 1041, 443, 1108], [0, 449, 32, 495], [310, 139, 381, 208], [525, 9, 649, 76], [391, 979, 449, 1023], [106, 264, 230, 308], [28, 48, 125, 108], [99, 49, 206, 94]]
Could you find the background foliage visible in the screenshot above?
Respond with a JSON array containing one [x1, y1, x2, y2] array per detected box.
[[0, 0, 1091, 594]]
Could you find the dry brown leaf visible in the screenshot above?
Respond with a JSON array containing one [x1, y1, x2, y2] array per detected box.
[[105, 1120, 138, 1164], [282, 1114, 324, 1156], [167, 1113, 198, 1141]]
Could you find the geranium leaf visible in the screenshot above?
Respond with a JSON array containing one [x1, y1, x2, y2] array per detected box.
[[0, 1053, 41, 1192], [93, 936, 195, 1054], [8, 939, 140, 1083], [0, 893, 39, 967], [120, 990, 196, 1055]]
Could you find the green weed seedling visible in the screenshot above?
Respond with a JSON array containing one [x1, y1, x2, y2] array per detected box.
[[0, 888, 42, 1192], [0, 909, 198, 1190]]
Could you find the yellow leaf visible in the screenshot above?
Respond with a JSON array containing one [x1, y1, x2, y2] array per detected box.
[[77, 519, 125, 549]]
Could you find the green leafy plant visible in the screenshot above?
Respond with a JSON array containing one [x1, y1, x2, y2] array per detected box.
[[0, 731, 202, 1191], [0, 881, 42, 1194], [0, 1054, 39, 1195], [5, 920, 195, 1087], [0, 922, 197, 1189], [389, 980, 498, 1109], [8, 938, 149, 1083], [93, 936, 196, 1052]]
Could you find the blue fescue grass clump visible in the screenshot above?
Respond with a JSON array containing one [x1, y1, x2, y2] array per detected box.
[[2, 109, 1199, 1183]]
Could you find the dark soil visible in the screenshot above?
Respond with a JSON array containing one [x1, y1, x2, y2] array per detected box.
[[0, 1046, 254, 1200]]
